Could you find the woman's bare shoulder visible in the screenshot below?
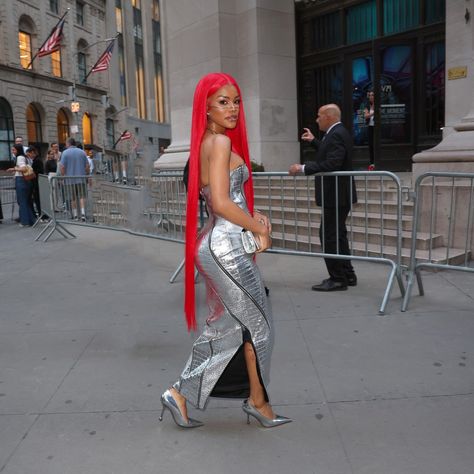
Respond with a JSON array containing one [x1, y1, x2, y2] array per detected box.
[[201, 133, 231, 157]]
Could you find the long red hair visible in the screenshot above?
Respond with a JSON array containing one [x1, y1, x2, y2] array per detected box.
[[184, 72, 254, 331]]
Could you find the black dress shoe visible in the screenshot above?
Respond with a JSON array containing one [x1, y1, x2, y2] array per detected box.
[[346, 275, 357, 286], [311, 280, 347, 292]]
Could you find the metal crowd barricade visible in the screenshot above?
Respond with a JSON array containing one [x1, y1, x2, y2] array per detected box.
[[41, 172, 187, 243], [0, 175, 17, 220], [150, 170, 198, 282], [401, 172, 474, 311], [38, 168, 407, 314], [252, 171, 406, 314], [34, 175, 76, 241]]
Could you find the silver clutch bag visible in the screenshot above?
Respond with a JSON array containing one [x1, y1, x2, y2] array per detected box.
[[241, 229, 260, 254]]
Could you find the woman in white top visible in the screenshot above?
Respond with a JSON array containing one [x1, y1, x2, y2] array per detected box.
[[7, 144, 35, 226]]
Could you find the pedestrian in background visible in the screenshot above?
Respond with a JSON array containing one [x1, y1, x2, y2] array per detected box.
[[289, 104, 357, 292], [7, 144, 35, 227], [29, 146, 45, 219], [59, 137, 89, 221]]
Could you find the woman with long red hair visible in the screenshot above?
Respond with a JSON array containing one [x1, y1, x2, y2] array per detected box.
[[159, 73, 291, 429]]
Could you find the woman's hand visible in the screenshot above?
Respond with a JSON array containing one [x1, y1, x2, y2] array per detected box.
[[254, 210, 272, 234], [254, 223, 271, 253], [6, 167, 15, 173]]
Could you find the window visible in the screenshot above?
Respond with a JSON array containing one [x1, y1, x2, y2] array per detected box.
[[18, 31, 32, 69], [153, 18, 164, 122], [78, 52, 87, 83], [131, 0, 141, 9], [315, 63, 343, 110], [82, 113, 93, 145], [57, 108, 69, 146], [118, 35, 127, 106], [76, 1, 85, 26], [106, 118, 115, 148], [133, 7, 143, 41], [0, 98, 15, 162], [383, 0, 420, 35], [425, 0, 445, 24], [115, 6, 123, 33], [51, 50, 62, 77], [346, 1, 377, 44], [50, 0, 59, 14], [135, 44, 146, 119], [152, 0, 160, 21], [313, 12, 341, 51], [26, 104, 42, 143], [134, 6, 146, 118]]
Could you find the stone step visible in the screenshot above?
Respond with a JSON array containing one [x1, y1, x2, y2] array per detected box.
[[261, 207, 413, 231], [253, 184, 408, 201], [254, 194, 413, 215], [269, 219, 443, 250], [270, 231, 469, 266]]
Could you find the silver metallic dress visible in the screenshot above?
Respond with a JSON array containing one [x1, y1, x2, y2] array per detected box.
[[173, 164, 273, 410]]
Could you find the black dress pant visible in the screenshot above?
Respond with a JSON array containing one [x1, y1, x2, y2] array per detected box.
[[319, 205, 355, 283]]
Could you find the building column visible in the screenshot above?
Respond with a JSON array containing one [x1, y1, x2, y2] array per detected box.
[[412, 0, 474, 178], [155, 0, 298, 171]]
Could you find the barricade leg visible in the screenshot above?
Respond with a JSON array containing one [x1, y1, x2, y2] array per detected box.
[[378, 261, 398, 314], [415, 267, 424, 296], [169, 259, 185, 283], [169, 258, 198, 283]]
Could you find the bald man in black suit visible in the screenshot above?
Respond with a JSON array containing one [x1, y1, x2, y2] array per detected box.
[[290, 104, 357, 291]]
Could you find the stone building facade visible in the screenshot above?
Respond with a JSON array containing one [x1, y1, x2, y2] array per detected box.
[[0, 0, 170, 174]]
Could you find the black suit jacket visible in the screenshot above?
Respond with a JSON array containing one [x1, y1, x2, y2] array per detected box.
[[304, 123, 357, 208]]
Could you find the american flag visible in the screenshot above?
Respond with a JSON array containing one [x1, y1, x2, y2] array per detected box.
[[119, 130, 132, 141], [38, 14, 67, 57], [91, 41, 115, 73]]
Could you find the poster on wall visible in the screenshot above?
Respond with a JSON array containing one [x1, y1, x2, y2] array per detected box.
[[380, 45, 412, 144], [352, 56, 373, 147], [352, 45, 412, 147]]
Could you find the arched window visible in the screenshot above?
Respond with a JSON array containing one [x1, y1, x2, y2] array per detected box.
[[26, 103, 42, 143], [82, 113, 92, 145], [57, 108, 69, 146], [106, 118, 115, 148], [77, 40, 88, 83], [18, 16, 36, 70], [0, 98, 15, 163]]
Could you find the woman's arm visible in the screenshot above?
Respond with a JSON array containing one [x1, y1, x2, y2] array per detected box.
[[207, 134, 270, 251], [7, 156, 27, 172]]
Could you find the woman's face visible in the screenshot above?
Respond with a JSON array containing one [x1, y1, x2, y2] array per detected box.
[[206, 84, 240, 131], [12, 147, 17, 156]]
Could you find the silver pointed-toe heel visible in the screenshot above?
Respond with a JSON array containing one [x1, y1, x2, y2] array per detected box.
[[242, 400, 292, 428], [159, 389, 203, 428]]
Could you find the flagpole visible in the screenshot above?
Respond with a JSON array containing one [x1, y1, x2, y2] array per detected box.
[[82, 35, 118, 83], [26, 9, 69, 70], [113, 131, 127, 149]]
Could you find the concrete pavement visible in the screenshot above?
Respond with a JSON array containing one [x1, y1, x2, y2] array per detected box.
[[0, 221, 473, 474]]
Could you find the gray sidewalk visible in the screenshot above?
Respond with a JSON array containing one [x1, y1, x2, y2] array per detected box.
[[0, 221, 473, 474]]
